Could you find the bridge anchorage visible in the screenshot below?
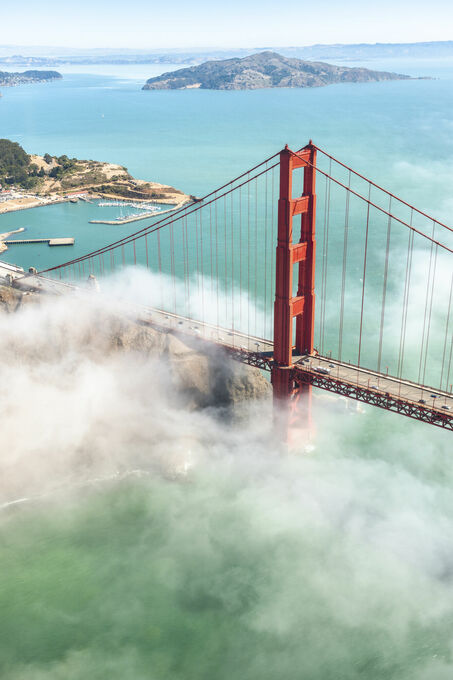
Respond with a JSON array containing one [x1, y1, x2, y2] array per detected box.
[[33, 141, 453, 440]]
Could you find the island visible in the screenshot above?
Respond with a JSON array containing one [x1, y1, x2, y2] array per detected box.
[[0, 139, 191, 217], [142, 51, 411, 91], [0, 70, 62, 87]]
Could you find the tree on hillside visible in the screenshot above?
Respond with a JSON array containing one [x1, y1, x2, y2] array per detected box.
[[0, 139, 30, 179]]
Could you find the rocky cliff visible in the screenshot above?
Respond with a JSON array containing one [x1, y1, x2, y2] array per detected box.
[[0, 284, 271, 411]]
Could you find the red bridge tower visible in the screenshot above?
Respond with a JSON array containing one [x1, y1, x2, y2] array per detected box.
[[272, 143, 317, 438]]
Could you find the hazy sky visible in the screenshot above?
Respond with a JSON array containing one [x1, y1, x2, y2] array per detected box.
[[4, 0, 453, 49]]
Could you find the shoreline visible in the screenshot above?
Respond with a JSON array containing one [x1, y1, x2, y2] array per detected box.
[[0, 195, 72, 216], [0, 191, 190, 219]]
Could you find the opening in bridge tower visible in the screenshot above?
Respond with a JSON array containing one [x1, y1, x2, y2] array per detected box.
[[272, 142, 317, 439]]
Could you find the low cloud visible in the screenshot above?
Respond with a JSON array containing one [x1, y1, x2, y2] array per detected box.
[[0, 269, 452, 679]]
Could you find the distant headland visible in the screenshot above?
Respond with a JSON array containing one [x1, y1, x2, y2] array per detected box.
[[0, 139, 190, 219], [142, 51, 411, 91], [0, 70, 62, 87]]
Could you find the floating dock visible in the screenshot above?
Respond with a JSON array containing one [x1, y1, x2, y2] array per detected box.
[[4, 238, 75, 246]]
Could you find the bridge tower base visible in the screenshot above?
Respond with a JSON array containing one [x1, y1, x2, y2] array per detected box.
[[272, 143, 317, 445]]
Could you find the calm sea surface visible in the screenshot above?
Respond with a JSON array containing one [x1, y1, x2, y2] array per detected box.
[[0, 58, 452, 267], [1, 58, 453, 256], [1, 58, 453, 679]]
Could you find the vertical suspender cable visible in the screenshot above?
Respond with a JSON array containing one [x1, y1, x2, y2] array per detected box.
[[446, 335, 453, 393], [248, 173, 251, 346], [397, 219, 414, 379], [231, 190, 234, 335], [321, 164, 332, 356], [440, 272, 453, 390], [239, 185, 242, 329], [377, 197, 392, 373], [271, 166, 276, 337], [264, 165, 268, 339], [182, 217, 187, 311], [418, 221, 435, 383], [357, 185, 371, 367], [157, 231, 163, 310], [195, 211, 200, 298], [170, 222, 176, 314], [209, 202, 213, 308], [224, 193, 228, 325], [422, 242, 438, 384], [200, 208, 204, 327], [254, 177, 258, 338], [338, 170, 351, 362], [319, 170, 329, 353], [215, 194, 219, 329], [183, 214, 192, 319]]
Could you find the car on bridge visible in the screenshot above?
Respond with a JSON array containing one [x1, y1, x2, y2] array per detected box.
[[315, 366, 330, 375]]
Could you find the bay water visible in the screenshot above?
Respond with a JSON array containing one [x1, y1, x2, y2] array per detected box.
[[1, 57, 453, 679]]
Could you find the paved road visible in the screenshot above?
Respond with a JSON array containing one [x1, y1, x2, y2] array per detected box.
[[9, 271, 453, 417], [294, 354, 453, 414]]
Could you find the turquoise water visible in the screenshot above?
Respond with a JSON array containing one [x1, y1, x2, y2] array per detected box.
[[1, 59, 452, 371], [1, 58, 453, 679], [1, 58, 453, 211]]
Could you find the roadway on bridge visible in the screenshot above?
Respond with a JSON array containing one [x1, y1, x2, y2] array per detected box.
[[11, 272, 453, 419], [294, 354, 453, 414]]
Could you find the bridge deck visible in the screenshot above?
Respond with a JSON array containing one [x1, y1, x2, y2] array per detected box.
[[291, 354, 453, 430], [11, 272, 453, 431], [137, 305, 452, 429]]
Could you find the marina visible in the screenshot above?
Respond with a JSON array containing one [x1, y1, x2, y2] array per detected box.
[[89, 199, 190, 224]]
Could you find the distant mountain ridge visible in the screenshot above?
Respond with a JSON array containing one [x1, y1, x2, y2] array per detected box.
[[1, 40, 452, 66], [142, 51, 410, 91]]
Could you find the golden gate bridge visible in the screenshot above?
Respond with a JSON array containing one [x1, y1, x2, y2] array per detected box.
[[35, 142, 453, 436]]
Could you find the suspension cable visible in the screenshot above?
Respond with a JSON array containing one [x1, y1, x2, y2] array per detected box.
[[40, 158, 280, 273], [313, 143, 453, 236], [288, 149, 453, 254]]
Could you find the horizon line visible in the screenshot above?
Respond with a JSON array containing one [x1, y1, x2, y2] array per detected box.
[[1, 38, 453, 54]]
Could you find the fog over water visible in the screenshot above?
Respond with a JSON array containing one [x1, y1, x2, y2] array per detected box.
[[0, 273, 452, 678], [1, 58, 453, 677]]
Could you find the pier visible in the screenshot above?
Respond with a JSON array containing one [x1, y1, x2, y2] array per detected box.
[[4, 238, 75, 246]]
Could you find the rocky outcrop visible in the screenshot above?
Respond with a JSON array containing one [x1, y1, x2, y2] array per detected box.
[[143, 51, 410, 91], [100, 312, 271, 410], [0, 285, 23, 312]]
